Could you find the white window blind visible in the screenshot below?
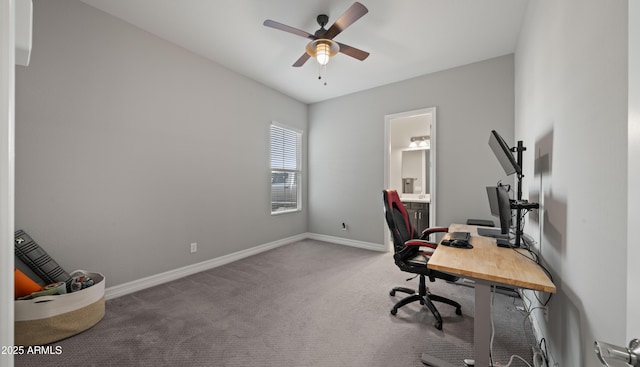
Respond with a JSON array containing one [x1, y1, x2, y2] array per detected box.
[[270, 123, 301, 214]]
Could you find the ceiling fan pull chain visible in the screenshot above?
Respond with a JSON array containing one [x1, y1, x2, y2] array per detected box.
[[318, 64, 328, 86]]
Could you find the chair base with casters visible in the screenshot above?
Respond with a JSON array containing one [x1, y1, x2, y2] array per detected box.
[[389, 274, 462, 330]]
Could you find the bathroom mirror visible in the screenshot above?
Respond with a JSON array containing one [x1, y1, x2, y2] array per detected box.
[[401, 149, 430, 194]]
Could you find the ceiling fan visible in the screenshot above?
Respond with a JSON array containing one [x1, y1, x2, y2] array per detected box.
[[263, 2, 370, 67]]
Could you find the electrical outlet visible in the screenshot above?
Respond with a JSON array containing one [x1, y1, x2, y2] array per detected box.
[[190, 242, 197, 253], [341, 222, 348, 231]]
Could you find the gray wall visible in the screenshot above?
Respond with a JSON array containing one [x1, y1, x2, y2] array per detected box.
[[515, 1, 628, 366], [308, 55, 516, 246], [15, 0, 308, 287]]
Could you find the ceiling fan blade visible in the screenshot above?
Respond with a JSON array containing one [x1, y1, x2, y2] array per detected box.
[[335, 42, 369, 61], [292, 53, 310, 67], [263, 20, 317, 40], [323, 2, 368, 40]]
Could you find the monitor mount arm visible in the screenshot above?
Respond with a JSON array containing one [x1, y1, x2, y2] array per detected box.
[[512, 141, 525, 202], [509, 141, 539, 248]]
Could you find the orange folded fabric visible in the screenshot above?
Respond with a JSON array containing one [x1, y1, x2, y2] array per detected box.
[[15, 268, 43, 299]]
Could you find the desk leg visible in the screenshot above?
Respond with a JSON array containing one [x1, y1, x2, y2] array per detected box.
[[474, 282, 492, 367]]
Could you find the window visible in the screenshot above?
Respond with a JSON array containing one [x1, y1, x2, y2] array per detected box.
[[270, 123, 302, 214]]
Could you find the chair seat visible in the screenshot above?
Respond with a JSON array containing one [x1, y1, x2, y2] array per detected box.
[[399, 254, 459, 283], [403, 262, 459, 283], [406, 253, 428, 265]]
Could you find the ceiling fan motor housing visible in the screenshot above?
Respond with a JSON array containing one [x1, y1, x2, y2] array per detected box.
[[317, 14, 329, 28]]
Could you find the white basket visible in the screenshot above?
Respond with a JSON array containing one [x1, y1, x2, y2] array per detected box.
[[15, 271, 105, 345]]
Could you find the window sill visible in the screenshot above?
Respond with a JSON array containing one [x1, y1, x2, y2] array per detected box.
[[271, 208, 302, 216]]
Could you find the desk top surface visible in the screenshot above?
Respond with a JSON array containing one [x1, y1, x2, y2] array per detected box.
[[428, 224, 556, 293]]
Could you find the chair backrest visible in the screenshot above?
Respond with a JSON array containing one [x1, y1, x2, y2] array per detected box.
[[383, 189, 419, 251]]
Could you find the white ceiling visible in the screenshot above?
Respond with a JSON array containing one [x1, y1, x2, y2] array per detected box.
[[78, 0, 529, 104]]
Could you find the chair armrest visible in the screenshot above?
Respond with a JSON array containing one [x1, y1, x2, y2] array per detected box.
[[420, 226, 449, 241], [405, 239, 437, 250]]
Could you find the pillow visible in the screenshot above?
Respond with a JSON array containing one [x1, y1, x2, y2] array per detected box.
[[14, 268, 43, 299]]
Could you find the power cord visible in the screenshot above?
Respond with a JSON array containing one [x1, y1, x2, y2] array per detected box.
[[519, 290, 553, 366], [538, 338, 550, 366], [489, 286, 533, 367], [510, 237, 554, 308]]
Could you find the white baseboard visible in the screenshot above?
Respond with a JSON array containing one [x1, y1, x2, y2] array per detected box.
[[105, 233, 307, 300], [306, 233, 387, 252], [104, 232, 385, 300]]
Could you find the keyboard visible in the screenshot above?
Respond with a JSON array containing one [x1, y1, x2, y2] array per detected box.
[[477, 227, 508, 239]]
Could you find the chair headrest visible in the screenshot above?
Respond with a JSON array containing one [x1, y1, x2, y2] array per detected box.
[[383, 189, 414, 241]]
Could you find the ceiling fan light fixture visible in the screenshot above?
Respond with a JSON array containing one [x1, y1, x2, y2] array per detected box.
[[306, 39, 339, 66], [316, 43, 330, 65]]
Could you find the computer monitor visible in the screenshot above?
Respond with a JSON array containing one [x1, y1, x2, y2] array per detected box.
[[495, 185, 512, 236], [484, 185, 512, 241], [486, 186, 500, 218], [489, 130, 522, 176]]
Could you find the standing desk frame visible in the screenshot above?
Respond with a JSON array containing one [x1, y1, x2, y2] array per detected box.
[[424, 224, 556, 367]]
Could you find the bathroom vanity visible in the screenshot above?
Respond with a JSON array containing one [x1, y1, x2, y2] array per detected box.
[[401, 195, 430, 233]]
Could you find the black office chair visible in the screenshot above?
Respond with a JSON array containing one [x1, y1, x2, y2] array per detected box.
[[382, 189, 462, 330]]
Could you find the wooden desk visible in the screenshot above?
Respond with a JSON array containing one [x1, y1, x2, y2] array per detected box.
[[424, 224, 556, 367]]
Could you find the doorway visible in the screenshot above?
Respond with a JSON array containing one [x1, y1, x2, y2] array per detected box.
[[384, 107, 436, 249]]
